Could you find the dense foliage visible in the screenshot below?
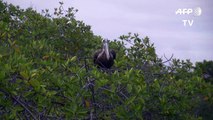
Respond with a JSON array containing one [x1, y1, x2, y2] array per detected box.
[[0, 1, 212, 119]]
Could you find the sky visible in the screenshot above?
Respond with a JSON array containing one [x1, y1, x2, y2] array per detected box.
[[4, 0, 213, 63]]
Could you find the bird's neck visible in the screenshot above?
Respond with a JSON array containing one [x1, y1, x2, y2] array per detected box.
[[103, 47, 110, 60]]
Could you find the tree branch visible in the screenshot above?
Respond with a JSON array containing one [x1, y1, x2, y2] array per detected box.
[[162, 54, 173, 63], [0, 88, 37, 120]]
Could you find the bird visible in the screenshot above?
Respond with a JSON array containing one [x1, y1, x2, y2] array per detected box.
[[93, 39, 116, 69]]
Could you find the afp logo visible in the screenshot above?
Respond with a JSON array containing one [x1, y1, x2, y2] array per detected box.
[[175, 7, 202, 16], [175, 7, 202, 27]]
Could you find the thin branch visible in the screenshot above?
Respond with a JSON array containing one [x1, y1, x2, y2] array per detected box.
[[119, 91, 128, 99], [0, 88, 37, 120], [86, 77, 97, 119], [90, 110, 93, 120], [98, 86, 114, 93], [84, 57, 89, 72], [162, 54, 174, 63], [11, 96, 37, 120], [125, 40, 134, 46]]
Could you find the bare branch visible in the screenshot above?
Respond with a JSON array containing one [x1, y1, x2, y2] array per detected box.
[[98, 86, 113, 93], [162, 54, 174, 63], [119, 91, 128, 99], [11, 96, 37, 120], [0, 88, 37, 119]]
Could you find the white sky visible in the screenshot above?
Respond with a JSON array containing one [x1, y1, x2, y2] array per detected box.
[[4, 0, 213, 63]]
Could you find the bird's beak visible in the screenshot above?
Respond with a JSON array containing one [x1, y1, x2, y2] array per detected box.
[[103, 40, 110, 60]]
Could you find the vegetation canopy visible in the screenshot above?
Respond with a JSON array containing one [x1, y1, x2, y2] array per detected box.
[[0, 1, 212, 119]]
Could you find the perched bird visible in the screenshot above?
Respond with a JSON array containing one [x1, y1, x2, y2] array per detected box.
[[93, 39, 116, 69]]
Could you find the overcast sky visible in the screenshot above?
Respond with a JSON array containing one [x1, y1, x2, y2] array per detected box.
[[4, 0, 213, 63]]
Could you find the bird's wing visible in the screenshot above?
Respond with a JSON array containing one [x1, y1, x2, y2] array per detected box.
[[111, 50, 116, 59], [93, 50, 101, 63]]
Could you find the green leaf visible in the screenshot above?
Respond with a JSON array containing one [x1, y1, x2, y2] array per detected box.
[[78, 110, 88, 115], [0, 71, 5, 80], [126, 96, 136, 105], [70, 56, 77, 62], [29, 79, 40, 90], [0, 46, 13, 56], [20, 71, 29, 79], [127, 84, 132, 93], [71, 103, 78, 113], [47, 91, 57, 97], [100, 79, 108, 85]]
